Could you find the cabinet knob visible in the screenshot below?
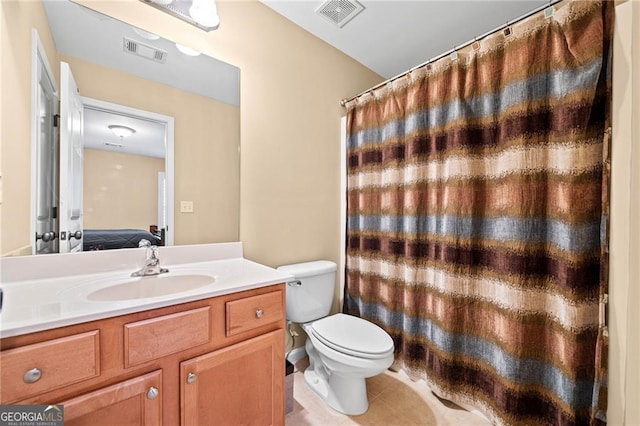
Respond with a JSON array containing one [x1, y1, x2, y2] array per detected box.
[[255, 309, 264, 319], [186, 372, 198, 384], [147, 386, 159, 400], [23, 368, 42, 384]]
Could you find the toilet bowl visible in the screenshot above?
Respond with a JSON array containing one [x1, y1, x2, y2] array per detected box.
[[277, 261, 395, 415], [302, 313, 394, 415]]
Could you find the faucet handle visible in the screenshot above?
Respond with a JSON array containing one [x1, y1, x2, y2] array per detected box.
[[139, 239, 151, 248]]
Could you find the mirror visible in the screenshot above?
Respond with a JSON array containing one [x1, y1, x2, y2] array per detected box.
[[20, 0, 241, 255]]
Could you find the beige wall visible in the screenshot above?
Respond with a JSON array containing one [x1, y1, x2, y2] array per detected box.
[[610, 1, 640, 424], [83, 149, 164, 230], [0, 1, 59, 255], [59, 54, 241, 245]]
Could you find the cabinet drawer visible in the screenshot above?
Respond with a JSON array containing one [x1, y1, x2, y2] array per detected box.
[[125, 306, 210, 367], [226, 290, 284, 337], [0, 331, 100, 403]]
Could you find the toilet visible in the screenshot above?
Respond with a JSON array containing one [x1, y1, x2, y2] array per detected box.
[[278, 260, 394, 415]]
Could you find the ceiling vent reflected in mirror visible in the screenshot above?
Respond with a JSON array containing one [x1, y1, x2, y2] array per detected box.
[[141, 0, 220, 32], [123, 37, 168, 63]]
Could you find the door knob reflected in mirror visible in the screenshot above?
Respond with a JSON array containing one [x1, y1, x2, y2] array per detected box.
[[69, 231, 83, 240], [36, 231, 57, 242]]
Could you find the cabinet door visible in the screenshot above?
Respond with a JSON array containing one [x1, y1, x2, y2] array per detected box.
[[181, 329, 284, 426], [60, 370, 162, 426]]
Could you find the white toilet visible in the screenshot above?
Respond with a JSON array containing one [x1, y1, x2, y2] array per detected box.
[[278, 260, 395, 415]]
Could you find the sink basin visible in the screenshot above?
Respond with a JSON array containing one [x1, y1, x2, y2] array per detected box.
[[87, 274, 215, 301]]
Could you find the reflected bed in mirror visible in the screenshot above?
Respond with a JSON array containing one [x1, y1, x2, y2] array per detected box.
[[22, 0, 241, 255]]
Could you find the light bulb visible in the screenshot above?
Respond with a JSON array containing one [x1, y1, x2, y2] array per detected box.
[[189, 0, 220, 28]]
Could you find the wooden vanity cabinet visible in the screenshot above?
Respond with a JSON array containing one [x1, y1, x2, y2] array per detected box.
[[0, 284, 286, 426]]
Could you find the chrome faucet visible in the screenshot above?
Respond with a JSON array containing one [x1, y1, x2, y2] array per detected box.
[[132, 239, 169, 277]]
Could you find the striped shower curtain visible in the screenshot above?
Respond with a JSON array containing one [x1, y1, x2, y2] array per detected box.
[[344, 1, 612, 425]]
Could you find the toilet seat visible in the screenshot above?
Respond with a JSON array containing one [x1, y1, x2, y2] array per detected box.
[[309, 313, 394, 360]]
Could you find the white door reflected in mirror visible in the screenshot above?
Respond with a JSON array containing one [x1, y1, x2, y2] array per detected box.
[[59, 62, 84, 253]]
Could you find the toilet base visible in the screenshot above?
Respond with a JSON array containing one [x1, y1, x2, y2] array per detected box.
[[304, 368, 369, 416], [304, 338, 369, 415]]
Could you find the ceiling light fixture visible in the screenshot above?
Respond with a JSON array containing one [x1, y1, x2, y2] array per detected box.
[[175, 43, 201, 56], [132, 27, 160, 40], [140, 0, 219, 32], [189, 0, 220, 29], [108, 125, 136, 139]]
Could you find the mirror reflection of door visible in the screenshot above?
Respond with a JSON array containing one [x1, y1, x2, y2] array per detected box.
[[59, 62, 85, 253], [81, 98, 171, 245], [32, 31, 59, 255]]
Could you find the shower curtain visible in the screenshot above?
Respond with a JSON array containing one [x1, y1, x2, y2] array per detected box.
[[344, 1, 612, 425]]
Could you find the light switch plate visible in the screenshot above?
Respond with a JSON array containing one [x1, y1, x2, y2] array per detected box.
[[180, 201, 194, 213]]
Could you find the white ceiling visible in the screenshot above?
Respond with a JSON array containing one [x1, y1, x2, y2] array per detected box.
[[260, 0, 548, 79], [83, 108, 167, 158]]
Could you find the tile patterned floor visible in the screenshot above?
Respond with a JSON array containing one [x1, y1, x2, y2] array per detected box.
[[285, 358, 491, 426]]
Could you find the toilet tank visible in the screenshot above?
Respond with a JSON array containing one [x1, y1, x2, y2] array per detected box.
[[277, 260, 337, 323]]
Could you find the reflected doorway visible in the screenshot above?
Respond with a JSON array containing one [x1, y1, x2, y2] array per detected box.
[[81, 98, 175, 247]]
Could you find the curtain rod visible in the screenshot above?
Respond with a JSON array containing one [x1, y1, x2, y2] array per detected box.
[[340, 0, 564, 107]]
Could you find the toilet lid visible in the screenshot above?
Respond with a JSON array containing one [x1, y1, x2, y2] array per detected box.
[[310, 313, 394, 359]]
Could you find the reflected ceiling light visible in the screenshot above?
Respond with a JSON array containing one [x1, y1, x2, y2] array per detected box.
[[175, 43, 201, 56], [132, 27, 160, 40], [189, 0, 220, 28], [108, 125, 136, 139], [149, 0, 174, 5]]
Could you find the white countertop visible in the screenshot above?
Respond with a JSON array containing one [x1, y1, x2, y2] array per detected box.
[[0, 243, 293, 338]]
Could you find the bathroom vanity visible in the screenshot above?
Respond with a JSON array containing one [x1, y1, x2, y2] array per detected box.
[[0, 243, 290, 425]]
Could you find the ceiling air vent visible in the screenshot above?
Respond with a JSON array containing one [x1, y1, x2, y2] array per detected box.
[[316, 0, 364, 28], [123, 37, 167, 64], [104, 142, 124, 148]]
